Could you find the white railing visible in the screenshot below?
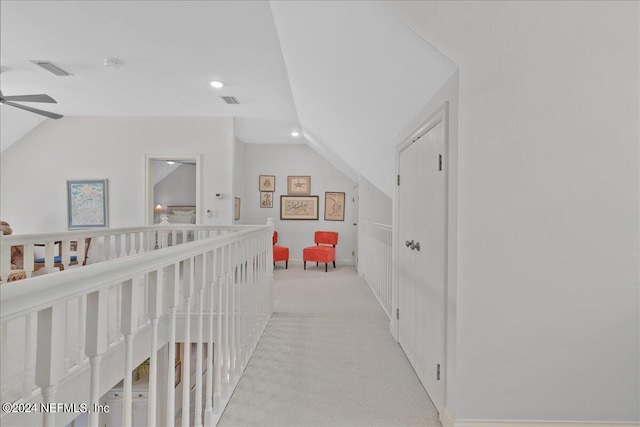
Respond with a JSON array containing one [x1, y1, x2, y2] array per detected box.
[[0, 224, 240, 281], [0, 224, 273, 427], [362, 221, 392, 318]]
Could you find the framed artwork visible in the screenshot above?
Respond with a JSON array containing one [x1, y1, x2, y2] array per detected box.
[[280, 195, 319, 220], [67, 179, 109, 229], [325, 192, 345, 221], [260, 192, 273, 208], [259, 175, 275, 192], [287, 176, 311, 195], [234, 197, 241, 220]]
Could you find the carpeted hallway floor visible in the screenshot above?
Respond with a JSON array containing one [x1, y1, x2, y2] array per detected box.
[[217, 262, 441, 427]]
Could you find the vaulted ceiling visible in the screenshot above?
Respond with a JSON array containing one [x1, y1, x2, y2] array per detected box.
[[0, 1, 456, 196]]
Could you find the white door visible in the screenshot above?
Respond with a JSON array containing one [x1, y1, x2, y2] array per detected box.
[[398, 117, 446, 414]]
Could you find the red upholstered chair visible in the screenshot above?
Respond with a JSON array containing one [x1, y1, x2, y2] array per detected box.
[[273, 231, 289, 269], [303, 231, 339, 272]]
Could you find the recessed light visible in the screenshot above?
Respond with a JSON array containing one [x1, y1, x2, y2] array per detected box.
[[210, 81, 224, 89], [166, 161, 175, 165], [291, 132, 299, 137]]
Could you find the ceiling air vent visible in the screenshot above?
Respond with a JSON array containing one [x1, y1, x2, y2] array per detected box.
[[30, 60, 73, 76], [221, 96, 239, 105]]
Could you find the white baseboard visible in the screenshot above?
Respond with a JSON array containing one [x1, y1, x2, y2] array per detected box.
[[441, 407, 455, 427], [443, 408, 638, 427]]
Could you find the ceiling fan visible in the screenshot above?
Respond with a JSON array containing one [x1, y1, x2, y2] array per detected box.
[[0, 90, 63, 119]]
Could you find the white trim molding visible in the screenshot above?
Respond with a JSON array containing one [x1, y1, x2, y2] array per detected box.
[[444, 407, 639, 427]]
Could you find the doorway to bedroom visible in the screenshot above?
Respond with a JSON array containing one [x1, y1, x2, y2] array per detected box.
[[144, 155, 201, 225]]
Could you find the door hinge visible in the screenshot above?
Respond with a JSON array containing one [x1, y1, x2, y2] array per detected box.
[[437, 364, 441, 380], [397, 174, 400, 186], [352, 251, 355, 256], [396, 308, 400, 320], [438, 154, 443, 171]]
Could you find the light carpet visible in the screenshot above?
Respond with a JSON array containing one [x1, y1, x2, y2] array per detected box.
[[217, 262, 441, 427]]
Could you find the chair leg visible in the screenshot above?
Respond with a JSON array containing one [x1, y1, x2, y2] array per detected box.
[[285, 260, 288, 269], [273, 262, 275, 266], [316, 262, 319, 267], [333, 261, 336, 268], [325, 263, 328, 272], [304, 261, 306, 270]]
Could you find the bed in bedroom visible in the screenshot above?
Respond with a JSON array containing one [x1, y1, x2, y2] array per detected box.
[[165, 205, 196, 224], [164, 205, 196, 245]]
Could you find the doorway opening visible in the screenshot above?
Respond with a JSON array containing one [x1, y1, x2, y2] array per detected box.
[[145, 155, 202, 225]]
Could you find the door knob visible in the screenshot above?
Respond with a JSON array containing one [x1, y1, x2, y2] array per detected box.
[[414, 242, 420, 251], [405, 240, 414, 248]]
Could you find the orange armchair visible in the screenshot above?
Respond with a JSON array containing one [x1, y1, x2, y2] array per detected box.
[[303, 231, 339, 272], [273, 231, 289, 269]]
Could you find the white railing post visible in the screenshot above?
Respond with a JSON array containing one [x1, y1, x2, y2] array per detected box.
[[181, 257, 193, 427], [148, 268, 163, 427], [86, 288, 109, 427], [35, 302, 67, 427], [204, 249, 216, 425], [165, 263, 178, 427], [194, 253, 205, 427], [21, 313, 33, 399], [120, 279, 138, 427]]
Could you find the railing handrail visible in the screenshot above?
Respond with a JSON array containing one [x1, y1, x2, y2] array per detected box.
[[365, 220, 392, 231], [0, 224, 260, 246], [1, 225, 270, 323]]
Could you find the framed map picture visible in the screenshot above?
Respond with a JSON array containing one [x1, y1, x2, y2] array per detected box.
[[67, 179, 109, 229], [324, 192, 345, 221], [259, 175, 275, 192], [287, 176, 311, 195], [280, 195, 319, 220], [260, 192, 273, 208]]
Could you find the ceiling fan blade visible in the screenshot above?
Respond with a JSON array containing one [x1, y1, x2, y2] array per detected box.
[[1, 94, 57, 103], [3, 101, 63, 119]]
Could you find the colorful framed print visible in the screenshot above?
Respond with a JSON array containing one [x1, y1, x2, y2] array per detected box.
[[234, 197, 241, 220], [259, 175, 275, 192], [324, 192, 345, 221], [67, 179, 109, 229], [287, 176, 311, 195], [260, 192, 273, 208], [280, 195, 319, 220]]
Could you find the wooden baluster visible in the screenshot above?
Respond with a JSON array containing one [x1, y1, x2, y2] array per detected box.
[[86, 288, 109, 427], [204, 250, 216, 424], [120, 279, 137, 427], [125, 232, 132, 256], [229, 244, 237, 385], [44, 241, 55, 270], [194, 254, 206, 427], [22, 243, 34, 278], [77, 296, 85, 365], [36, 302, 67, 427], [165, 264, 178, 427], [148, 268, 163, 427], [181, 257, 193, 427], [115, 235, 122, 259], [214, 251, 224, 411], [22, 313, 33, 399], [134, 232, 141, 255], [60, 239, 71, 270], [223, 248, 231, 396]]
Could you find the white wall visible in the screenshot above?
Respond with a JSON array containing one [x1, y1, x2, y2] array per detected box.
[[240, 143, 356, 264], [233, 137, 246, 224], [388, 1, 639, 423], [0, 117, 235, 233], [154, 164, 197, 210]]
